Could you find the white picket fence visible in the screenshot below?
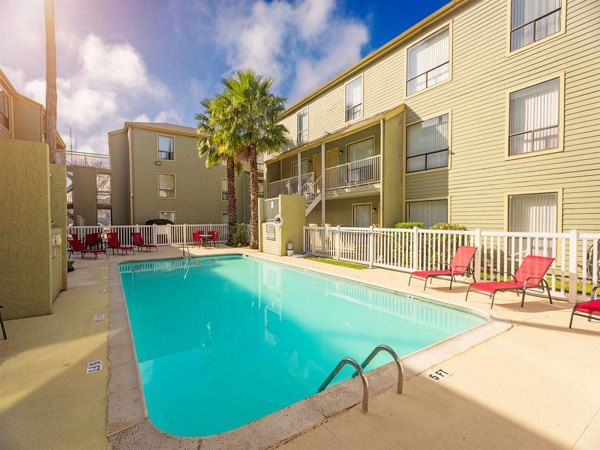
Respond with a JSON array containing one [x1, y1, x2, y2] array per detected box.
[[68, 224, 230, 246], [304, 226, 600, 302]]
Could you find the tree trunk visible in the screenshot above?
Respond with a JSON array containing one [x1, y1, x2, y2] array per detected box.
[[249, 145, 259, 249], [44, 0, 57, 164], [226, 156, 236, 246]]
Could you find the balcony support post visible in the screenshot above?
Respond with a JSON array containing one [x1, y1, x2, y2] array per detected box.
[[297, 152, 302, 195], [321, 143, 326, 225]]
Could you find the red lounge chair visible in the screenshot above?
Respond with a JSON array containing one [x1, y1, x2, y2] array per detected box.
[[466, 255, 555, 308], [569, 285, 600, 329], [85, 232, 102, 249], [107, 232, 134, 255], [131, 232, 157, 252], [409, 246, 478, 290], [69, 235, 106, 259]]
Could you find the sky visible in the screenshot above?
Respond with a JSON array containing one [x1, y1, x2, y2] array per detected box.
[[0, 0, 449, 153]]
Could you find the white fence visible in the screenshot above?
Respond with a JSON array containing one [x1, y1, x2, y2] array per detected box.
[[68, 223, 230, 246], [304, 226, 600, 302]]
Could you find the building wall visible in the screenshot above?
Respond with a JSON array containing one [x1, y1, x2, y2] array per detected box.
[[50, 163, 68, 291], [0, 139, 53, 319], [12, 96, 43, 142], [109, 130, 130, 225], [275, 0, 600, 232], [72, 166, 99, 225], [127, 126, 243, 225], [382, 111, 404, 227]]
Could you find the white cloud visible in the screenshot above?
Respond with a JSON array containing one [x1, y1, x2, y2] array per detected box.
[[3, 34, 174, 153], [175, 0, 369, 103]]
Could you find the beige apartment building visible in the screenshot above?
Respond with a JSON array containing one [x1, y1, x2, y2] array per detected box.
[[109, 122, 262, 225], [265, 0, 600, 235], [0, 68, 68, 319]]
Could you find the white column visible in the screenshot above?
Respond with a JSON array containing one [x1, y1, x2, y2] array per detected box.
[[321, 143, 326, 225], [297, 152, 302, 195], [568, 229, 578, 303], [474, 228, 481, 282]]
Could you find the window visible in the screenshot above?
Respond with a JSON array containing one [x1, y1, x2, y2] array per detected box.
[[97, 209, 111, 226], [158, 173, 175, 198], [508, 192, 557, 256], [345, 77, 363, 122], [508, 193, 557, 233], [221, 178, 228, 200], [407, 114, 449, 173], [347, 138, 373, 162], [159, 211, 175, 223], [290, 159, 309, 177], [96, 174, 111, 205], [353, 204, 372, 227], [221, 213, 229, 224], [346, 138, 374, 184], [0, 87, 8, 130], [509, 78, 559, 156], [407, 27, 450, 95], [407, 199, 448, 228], [258, 179, 265, 198], [297, 109, 308, 144], [158, 135, 174, 160], [511, 0, 561, 51]]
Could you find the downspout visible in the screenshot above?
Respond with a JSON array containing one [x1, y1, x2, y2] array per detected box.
[[379, 118, 384, 227]]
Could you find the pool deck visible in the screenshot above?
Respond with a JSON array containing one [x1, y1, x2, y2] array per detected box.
[[0, 245, 599, 449]]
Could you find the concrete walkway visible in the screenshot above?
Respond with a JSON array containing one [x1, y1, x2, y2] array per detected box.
[[0, 246, 599, 449]]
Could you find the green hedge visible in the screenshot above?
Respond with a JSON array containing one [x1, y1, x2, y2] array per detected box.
[[431, 223, 468, 231], [145, 218, 174, 225], [394, 222, 424, 229]]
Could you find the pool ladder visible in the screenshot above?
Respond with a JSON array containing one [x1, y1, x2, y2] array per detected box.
[[318, 344, 404, 414]]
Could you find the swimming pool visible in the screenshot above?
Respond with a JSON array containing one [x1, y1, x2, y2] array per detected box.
[[119, 255, 485, 437]]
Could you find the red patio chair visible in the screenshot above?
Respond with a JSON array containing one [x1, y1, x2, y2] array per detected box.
[[409, 246, 478, 290], [85, 232, 102, 249], [569, 285, 600, 329], [466, 255, 555, 308], [69, 235, 106, 259], [107, 232, 134, 255], [131, 232, 157, 251], [192, 231, 203, 247], [206, 231, 219, 247]]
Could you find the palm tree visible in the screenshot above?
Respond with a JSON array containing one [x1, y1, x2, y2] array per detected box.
[[44, 0, 57, 163], [221, 70, 289, 249], [197, 97, 238, 245]]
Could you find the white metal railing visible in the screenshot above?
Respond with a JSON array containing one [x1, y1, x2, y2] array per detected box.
[[304, 226, 600, 303], [325, 155, 381, 191], [264, 198, 280, 221], [59, 151, 111, 169], [68, 223, 230, 247], [268, 172, 314, 197]]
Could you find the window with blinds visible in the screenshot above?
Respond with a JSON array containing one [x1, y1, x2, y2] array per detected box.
[[158, 173, 175, 198], [509, 78, 559, 156], [511, 0, 561, 51], [407, 28, 450, 95], [221, 178, 228, 200], [508, 193, 557, 233], [297, 108, 308, 144], [407, 114, 449, 173], [0, 87, 9, 130], [158, 135, 174, 160], [345, 77, 362, 122], [406, 199, 448, 228]]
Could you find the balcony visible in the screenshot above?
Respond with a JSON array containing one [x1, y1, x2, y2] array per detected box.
[[59, 151, 110, 169], [325, 155, 380, 191], [268, 172, 314, 197]]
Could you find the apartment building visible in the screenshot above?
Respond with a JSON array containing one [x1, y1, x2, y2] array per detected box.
[[265, 0, 600, 235], [109, 122, 262, 225], [0, 68, 68, 319]]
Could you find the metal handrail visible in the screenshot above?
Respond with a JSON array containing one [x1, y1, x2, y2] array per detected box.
[[318, 357, 369, 413], [352, 344, 404, 394]]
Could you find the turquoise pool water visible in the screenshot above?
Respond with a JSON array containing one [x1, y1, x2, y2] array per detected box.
[[119, 255, 485, 437]]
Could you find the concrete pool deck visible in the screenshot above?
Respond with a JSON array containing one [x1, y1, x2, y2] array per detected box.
[[0, 245, 599, 449]]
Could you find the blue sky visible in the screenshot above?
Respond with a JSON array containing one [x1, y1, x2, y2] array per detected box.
[[0, 0, 449, 153]]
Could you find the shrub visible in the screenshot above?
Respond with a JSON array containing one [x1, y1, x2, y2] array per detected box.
[[145, 218, 174, 225], [431, 223, 468, 231], [232, 223, 249, 247], [394, 222, 424, 229]]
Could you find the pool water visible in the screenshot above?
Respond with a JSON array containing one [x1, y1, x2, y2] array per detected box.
[[119, 255, 485, 437]]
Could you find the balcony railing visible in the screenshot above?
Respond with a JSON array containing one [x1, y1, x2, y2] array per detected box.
[[268, 172, 313, 197], [325, 155, 380, 191], [62, 151, 110, 169]]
